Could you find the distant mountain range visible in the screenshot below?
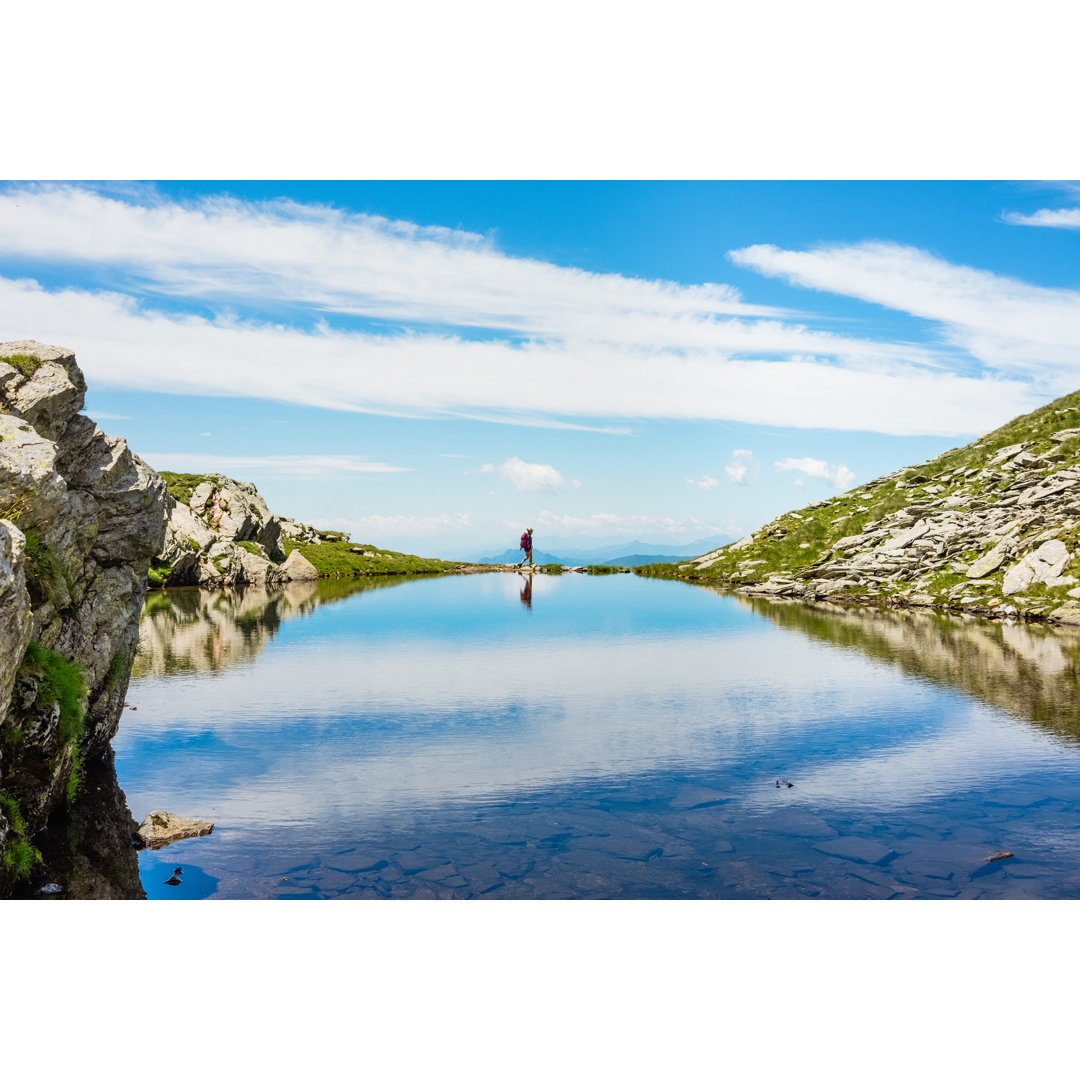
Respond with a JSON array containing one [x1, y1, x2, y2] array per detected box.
[[475, 536, 733, 567]]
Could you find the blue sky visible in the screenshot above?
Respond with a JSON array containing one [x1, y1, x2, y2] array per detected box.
[[4, 180, 1080, 558]]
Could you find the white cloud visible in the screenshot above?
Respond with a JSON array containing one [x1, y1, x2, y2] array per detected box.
[[143, 453, 410, 479], [1002, 208, 1080, 230], [729, 240, 1080, 392], [2, 274, 1038, 436], [0, 185, 1052, 438], [724, 448, 755, 485], [0, 185, 777, 342], [469, 457, 564, 493], [774, 456, 855, 490], [686, 474, 719, 491], [84, 411, 131, 421]]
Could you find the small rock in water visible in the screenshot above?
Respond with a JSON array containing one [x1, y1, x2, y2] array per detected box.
[[164, 867, 184, 886], [985, 851, 1014, 863], [137, 810, 214, 849]]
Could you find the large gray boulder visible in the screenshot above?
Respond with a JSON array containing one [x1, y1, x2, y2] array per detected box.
[[188, 476, 283, 558], [0, 341, 86, 442], [1003, 540, 1071, 596], [282, 548, 319, 581]]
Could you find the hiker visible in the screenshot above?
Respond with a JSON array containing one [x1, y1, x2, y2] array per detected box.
[[517, 527, 534, 566]]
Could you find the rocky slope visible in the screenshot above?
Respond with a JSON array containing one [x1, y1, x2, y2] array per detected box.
[[153, 472, 461, 585], [644, 388, 1080, 625], [154, 471, 322, 587], [1, 340, 165, 896]]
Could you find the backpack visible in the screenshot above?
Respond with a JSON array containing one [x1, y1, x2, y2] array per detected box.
[[520, 531, 530, 550]]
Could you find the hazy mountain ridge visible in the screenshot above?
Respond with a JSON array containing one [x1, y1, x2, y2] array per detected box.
[[477, 535, 733, 566]]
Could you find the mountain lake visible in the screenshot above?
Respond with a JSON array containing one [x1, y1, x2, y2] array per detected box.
[[116, 571, 1080, 899]]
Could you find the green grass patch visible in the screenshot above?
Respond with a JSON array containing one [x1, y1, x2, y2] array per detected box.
[[2, 836, 42, 879], [157, 471, 215, 504], [585, 564, 624, 575], [23, 529, 68, 606], [237, 540, 265, 557], [0, 792, 26, 834], [21, 642, 87, 744], [147, 561, 174, 588], [540, 563, 565, 574], [0, 791, 41, 881], [282, 538, 456, 577], [2, 353, 46, 378], [1, 493, 31, 524], [633, 562, 687, 579]]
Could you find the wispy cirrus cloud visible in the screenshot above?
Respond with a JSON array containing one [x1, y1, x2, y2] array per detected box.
[[0, 184, 774, 338], [1002, 208, 1080, 229], [0, 185, 1058, 437], [729, 240, 1080, 390], [143, 453, 410, 479], [774, 456, 855, 490]]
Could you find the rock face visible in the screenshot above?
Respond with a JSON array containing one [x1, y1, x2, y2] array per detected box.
[[156, 473, 322, 587], [662, 388, 1080, 626], [0, 341, 166, 897]]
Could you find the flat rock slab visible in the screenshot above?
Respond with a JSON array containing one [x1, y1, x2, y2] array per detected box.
[[137, 810, 214, 849], [813, 836, 896, 865], [668, 785, 733, 810]]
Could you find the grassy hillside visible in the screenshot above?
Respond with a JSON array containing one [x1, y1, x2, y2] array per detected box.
[[282, 538, 459, 577], [636, 387, 1080, 619]]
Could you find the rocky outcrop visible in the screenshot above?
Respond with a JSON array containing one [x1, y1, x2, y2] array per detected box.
[[155, 473, 323, 587], [659, 388, 1080, 625], [1, 340, 166, 896], [136, 810, 214, 850]]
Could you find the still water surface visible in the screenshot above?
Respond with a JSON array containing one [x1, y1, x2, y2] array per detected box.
[[117, 573, 1080, 898]]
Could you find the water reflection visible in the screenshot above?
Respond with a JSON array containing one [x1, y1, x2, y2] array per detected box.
[[10, 750, 145, 900], [732, 594, 1080, 742], [134, 576, 422, 677], [114, 574, 1080, 899]]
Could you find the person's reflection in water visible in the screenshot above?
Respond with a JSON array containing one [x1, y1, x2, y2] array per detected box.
[[519, 573, 533, 610]]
